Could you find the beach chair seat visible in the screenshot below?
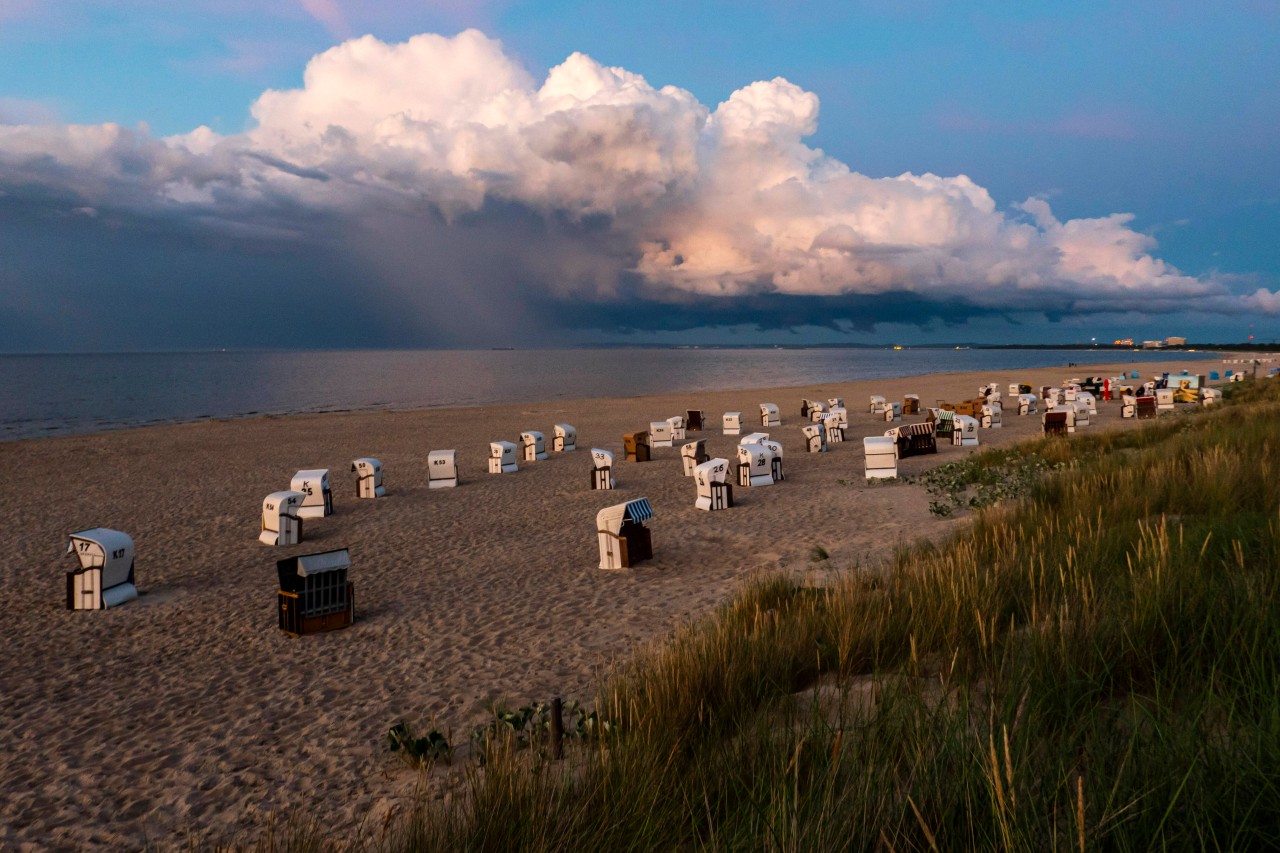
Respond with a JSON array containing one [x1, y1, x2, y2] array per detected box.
[[686, 410, 705, 431]]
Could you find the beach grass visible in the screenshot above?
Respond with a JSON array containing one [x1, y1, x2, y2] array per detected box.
[[298, 379, 1280, 851]]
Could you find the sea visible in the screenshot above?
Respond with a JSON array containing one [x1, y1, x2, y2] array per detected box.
[[0, 348, 1215, 442]]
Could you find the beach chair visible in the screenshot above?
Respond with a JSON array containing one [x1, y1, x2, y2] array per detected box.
[[624, 430, 652, 462], [1072, 401, 1091, 427], [1136, 396, 1157, 419], [1018, 394, 1037, 416], [590, 448, 616, 490], [952, 415, 980, 446], [553, 424, 577, 452], [803, 424, 826, 453], [828, 397, 844, 410], [722, 412, 742, 436], [740, 431, 770, 447], [65, 528, 137, 610], [927, 408, 955, 438], [981, 403, 1002, 429], [869, 395, 887, 415], [681, 439, 708, 476], [1043, 410, 1071, 436], [276, 549, 354, 637], [1156, 389, 1174, 411], [821, 413, 845, 443], [649, 420, 675, 448], [694, 458, 733, 511], [291, 469, 333, 519], [488, 441, 518, 473], [884, 401, 902, 422], [955, 399, 982, 418], [597, 499, 654, 570], [759, 438, 784, 481], [686, 410, 705, 431], [667, 416, 686, 442], [1209, 371, 1220, 381], [1077, 392, 1098, 415], [520, 431, 548, 462], [863, 436, 898, 479], [903, 394, 920, 415], [260, 491, 304, 546], [351, 458, 386, 498], [428, 450, 458, 488], [1120, 395, 1137, 419], [808, 401, 827, 423], [736, 443, 774, 488], [888, 422, 937, 458], [1201, 388, 1222, 406], [760, 403, 781, 427]]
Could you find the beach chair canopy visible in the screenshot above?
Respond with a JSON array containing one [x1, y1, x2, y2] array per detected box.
[[491, 441, 517, 458], [740, 432, 770, 446], [67, 528, 133, 581], [276, 548, 350, 591], [554, 424, 576, 442], [590, 448, 614, 469], [695, 457, 730, 485], [596, 498, 654, 536]]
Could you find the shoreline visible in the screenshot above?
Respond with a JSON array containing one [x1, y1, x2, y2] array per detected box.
[[0, 355, 1233, 847], [1, 349, 1234, 445]]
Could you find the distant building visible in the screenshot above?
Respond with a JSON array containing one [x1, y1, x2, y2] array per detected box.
[[1142, 340, 1164, 349], [1114, 338, 1134, 346], [1164, 336, 1187, 346]]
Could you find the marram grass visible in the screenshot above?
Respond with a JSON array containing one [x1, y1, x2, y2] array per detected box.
[[270, 379, 1280, 852]]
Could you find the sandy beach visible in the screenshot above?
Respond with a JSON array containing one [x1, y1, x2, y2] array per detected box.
[[0, 356, 1228, 848]]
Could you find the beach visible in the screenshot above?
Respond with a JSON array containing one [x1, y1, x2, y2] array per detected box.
[[0, 356, 1226, 848]]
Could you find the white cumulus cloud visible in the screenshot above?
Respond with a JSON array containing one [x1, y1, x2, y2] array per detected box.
[[0, 28, 1275, 337]]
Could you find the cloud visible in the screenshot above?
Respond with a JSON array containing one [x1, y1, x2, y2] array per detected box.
[[297, 0, 350, 39], [0, 28, 1274, 346]]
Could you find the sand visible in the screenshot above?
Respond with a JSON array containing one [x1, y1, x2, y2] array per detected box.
[[0, 356, 1224, 849]]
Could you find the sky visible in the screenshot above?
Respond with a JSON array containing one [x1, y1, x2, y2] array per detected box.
[[1, 1, 1277, 350]]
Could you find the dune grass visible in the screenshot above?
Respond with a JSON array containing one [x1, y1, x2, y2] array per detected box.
[[327, 380, 1280, 851]]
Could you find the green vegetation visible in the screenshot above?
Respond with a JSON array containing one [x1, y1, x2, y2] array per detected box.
[[315, 380, 1280, 850]]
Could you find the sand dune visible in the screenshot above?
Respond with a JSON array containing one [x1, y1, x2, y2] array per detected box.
[[0, 357, 1219, 848]]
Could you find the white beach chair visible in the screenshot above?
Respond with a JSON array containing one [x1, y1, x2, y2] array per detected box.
[[590, 448, 616, 490], [291, 469, 333, 519], [65, 528, 137, 610], [553, 424, 577, 452], [489, 441, 518, 474], [597, 498, 654, 570], [694, 458, 733, 511], [351, 458, 386, 498], [428, 449, 458, 488], [863, 436, 897, 479], [260, 491, 304, 546], [760, 403, 781, 427], [520, 431, 548, 462]]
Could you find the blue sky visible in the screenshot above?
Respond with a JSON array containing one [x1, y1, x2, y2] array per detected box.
[[1, 1, 1277, 349]]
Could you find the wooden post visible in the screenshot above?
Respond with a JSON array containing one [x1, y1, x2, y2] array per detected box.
[[550, 697, 564, 760]]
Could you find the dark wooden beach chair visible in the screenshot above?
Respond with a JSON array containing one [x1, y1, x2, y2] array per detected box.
[[685, 410, 705, 431], [890, 422, 937, 458], [623, 430, 652, 462], [1136, 396, 1157, 419], [1043, 411, 1070, 436]]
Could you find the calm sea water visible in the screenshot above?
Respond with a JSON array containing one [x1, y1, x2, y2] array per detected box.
[[0, 348, 1213, 441]]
